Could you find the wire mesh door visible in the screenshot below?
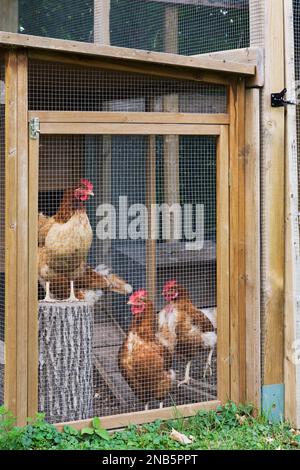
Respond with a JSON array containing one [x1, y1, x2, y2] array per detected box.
[[28, 123, 229, 426]]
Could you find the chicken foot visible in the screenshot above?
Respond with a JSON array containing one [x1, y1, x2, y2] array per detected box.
[[203, 348, 214, 379], [177, 360, 191, 387]]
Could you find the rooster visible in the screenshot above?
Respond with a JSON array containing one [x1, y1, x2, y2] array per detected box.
[[118, 289, 175, 410], [157, 280, 217, 385], [38, 179, 132, 300]]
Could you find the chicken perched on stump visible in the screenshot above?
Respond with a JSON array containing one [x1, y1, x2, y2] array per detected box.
[[157, 280, 217, 385], [38, 179, 132, 300], [119, 290, 175, 410]]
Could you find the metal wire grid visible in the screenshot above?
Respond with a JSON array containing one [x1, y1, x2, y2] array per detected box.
[[37, 134, 217, 423], [18, 0, 249, 55], [0, 58, 5, 405], [28, 60, 227, 113]]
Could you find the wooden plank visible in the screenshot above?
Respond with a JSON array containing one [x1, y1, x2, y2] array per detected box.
[[192, 47, 263, 88], [146, 135, 156, 301], [94, 0, 110, 45], [0, 32, 256, 77], [4, 51, 18, 416], [245, 88, 261, 409], [93, 350, 137, 405], [261, 0, 285, 388], [229, 80, 246, 403], [39, 123, 223, 135], [16, 50, 28, 426], [0, 1, 18, 33], [28, 111, 230, 125], [27, 137, 39, 419], [28, 49, 233, 86], [283, 0, 300, 429], [55, 400, 220, 431], [149, 0, 246, 6], [217, 125, 230, 403]]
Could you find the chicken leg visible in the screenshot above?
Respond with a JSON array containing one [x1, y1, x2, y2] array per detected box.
[[177, 360, 191, 387], [203, 348, 214, 379], [66, 281, 80, 302], [43, 282, 55, 302]]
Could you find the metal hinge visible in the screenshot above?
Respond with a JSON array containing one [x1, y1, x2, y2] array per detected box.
[[271, 88, 296, 107], [29, 117, 40, 139]]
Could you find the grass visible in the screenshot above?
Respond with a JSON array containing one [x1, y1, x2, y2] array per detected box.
[[0, 402, 300, 450]]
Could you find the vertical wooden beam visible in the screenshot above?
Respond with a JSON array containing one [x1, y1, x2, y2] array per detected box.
[[283, 0, 300, 429], [27, 136, 39, 419], [16, 50, 28, 425], [0, 1, 18, 33], [217, 125, 230, 403], [4, 50, 29, 425], [229, 79, 246, 403], [261, 0, 285, 390], [146, 136, 156, 302], [4, 51, 18, 416], [94, 0, 110, 45], [164, 6, 180, 239], [245, 88, 261, 409]]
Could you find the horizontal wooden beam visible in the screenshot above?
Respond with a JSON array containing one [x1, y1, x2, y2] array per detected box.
[[0, 32, 256, 77], [146, 0, 246, 8], [55, 400, 220, 431], [29, 111, 230, 125], [192, 47, 264, 87], [39, 122, 223, 135]]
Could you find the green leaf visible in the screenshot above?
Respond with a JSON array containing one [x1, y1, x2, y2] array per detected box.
[[94, 428, 110, 441], [92, 417, 101, 430], [81, 427, 94, 436]]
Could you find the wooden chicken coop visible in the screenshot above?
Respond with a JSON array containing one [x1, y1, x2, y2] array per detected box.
[[0, 0, 299, 430]]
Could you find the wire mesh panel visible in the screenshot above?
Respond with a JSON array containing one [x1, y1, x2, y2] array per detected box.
[[37, 133, 217, 423], [18, 0, 249, 55], [0, 58, 5, 405], [28, 60, 227, 113]]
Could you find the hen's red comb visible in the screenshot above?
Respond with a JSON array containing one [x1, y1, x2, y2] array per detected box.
[[163, 279, 177, 291], [80, 178, 94, 191], [129, 289, 148, 303]]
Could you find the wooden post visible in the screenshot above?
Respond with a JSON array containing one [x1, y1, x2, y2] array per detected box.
[[4, 51, 18, 416], [283, 0, 300, 429], [260, 1, 285, 393], [163, 6, 180, 240], [229, 79, 246, 403], [4, 50, 28, 425], [245, 88, 261, 409], [0, 1, 18, 33], [94, 0, 110, 45]]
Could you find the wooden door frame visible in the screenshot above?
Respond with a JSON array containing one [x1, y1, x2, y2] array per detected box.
[[26, 118, 230, 428]]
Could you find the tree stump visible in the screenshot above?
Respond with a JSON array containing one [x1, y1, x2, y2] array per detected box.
[[38, 301, 94, 423]]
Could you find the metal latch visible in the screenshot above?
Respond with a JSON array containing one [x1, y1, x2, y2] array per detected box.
[[271, 88, 296, 107], [29, 117, 40, 139]]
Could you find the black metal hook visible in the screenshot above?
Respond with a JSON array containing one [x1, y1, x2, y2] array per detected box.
[[271, 88, 297, 107]]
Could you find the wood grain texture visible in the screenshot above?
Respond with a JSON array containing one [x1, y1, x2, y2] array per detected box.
[[229, 80, 246, 403], [261, 0, 285, 387], [0, 1, 18, 33], [28, 112, 230, 125], [283, 0, 300, 429], [4, 51, 18, 416], [55, 400, 221, 431], [245, 88, 261, 409], [39, 123, 222, 135], [217, 126, 230, 403], [0, 32, 256, 77]]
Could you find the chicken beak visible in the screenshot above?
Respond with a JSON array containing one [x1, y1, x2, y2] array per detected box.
[[127, 300, 132, 305], [89, 191, 94, 197]]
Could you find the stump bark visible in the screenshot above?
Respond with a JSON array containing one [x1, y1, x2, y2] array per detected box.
[[38, 301, 94, 423]]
